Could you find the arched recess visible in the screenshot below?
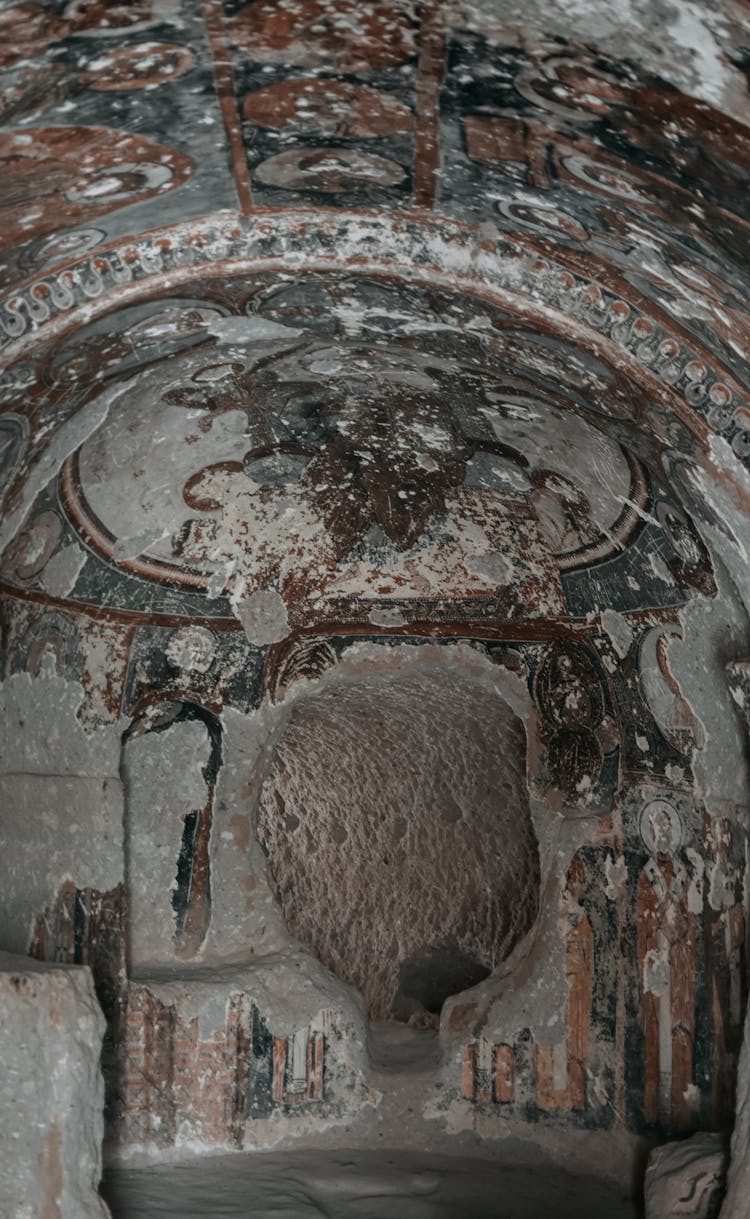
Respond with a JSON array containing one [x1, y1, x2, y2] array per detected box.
[[3, 3, 750, 1179], [256, 658, 541, 1024], [243, 638, 553, 1028], [121, 699, 223, 971]]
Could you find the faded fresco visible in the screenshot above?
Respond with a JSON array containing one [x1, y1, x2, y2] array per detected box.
[[0, 0, 749, 1162]]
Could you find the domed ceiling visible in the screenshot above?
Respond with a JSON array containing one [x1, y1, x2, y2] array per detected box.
[[0, 3, 747, 646], [1, 0, 750, 1157], [2, 265, 712, 632]]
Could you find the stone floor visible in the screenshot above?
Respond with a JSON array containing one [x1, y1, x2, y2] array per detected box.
[[101, 1148, 637, 1218]]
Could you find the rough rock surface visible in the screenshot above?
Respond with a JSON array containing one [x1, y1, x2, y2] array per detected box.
[[645, 1132, 726, 1219], [0, 952, 110, 1219], [719, 998, 750, 1219], [1, 0, 750, 1169], [258, 669, 539, 1020], [101, 1146, 636, 1219]]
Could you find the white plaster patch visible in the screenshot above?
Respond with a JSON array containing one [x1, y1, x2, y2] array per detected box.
[[600, 609, 634, 659], [604, 852, 627, 899], [207, 316, 303, 345], [466, 550, 514, 585], [368, 606, 406, 627], [643, 944, 670, 997], [38, 543, 87, 598], [233, 586, 289, 646]]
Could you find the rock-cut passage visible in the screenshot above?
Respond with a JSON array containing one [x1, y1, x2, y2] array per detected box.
[[257, 668, 541, 1022]]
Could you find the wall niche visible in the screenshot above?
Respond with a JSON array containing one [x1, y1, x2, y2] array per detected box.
[[257, 665, 540, 1025]]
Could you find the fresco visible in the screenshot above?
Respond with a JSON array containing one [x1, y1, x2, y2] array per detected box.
[[1, 0, 749, 1158]]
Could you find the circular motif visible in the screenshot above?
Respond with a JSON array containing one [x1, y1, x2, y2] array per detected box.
[[254, 147, 406, 193], [20, 226, 105, 275], [639, 798, 683, 855], [732, 429, 750, 458], [498, 198, 589, 244], [165, 626, 216, 673], [0, 128, 193, 250], [82, 42, 193, 91], [2, 510, 62, 582], [64, 0, 152, 33], [0, 4, 67, 68], [65, 160, 174, 204], [514, 54, 627, 124], [563, 154, 655, 208], [0, 62, 71, 127], [709, 382, 732, 408]]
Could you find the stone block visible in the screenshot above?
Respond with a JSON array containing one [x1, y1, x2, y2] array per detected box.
[[0, 952, 111, 1219], [720, 997, 750, 1219], [116, 954, 368, 1151], [645, 1132, 726, 1219]]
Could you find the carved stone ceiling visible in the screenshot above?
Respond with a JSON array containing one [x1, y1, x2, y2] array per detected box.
[[3, 0, 750, 1167], [0, 4, 748, 636], [0, 0, 745, 651]]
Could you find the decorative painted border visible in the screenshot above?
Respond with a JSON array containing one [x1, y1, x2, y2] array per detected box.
[[0, 209, 747, 467]]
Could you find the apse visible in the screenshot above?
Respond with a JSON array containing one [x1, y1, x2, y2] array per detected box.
[[257, 667, 540, 1023], [2, 3, 750, 1218]]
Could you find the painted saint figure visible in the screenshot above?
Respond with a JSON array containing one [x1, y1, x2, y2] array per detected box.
[[637, 803, 697, 1129]]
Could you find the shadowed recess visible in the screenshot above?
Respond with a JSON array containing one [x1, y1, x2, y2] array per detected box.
[[257, 666, 540, 1022]]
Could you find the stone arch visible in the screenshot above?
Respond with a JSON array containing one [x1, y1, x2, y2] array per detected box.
[[1, 5, 750, 1193], [253, 639, 542, 1024]]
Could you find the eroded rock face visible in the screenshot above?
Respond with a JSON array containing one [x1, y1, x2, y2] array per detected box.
[[645, 1133, 726, 1219], [1, 0, 750, 1167], [0, 952, 110, 1219], [719, 993, 750, 1219], [258, 669, 539, 1021]]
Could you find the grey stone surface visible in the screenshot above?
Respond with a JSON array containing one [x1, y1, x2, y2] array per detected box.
[[102, 1146, 636, 1219], [645, 1133, 726, 1219], [0, 0, 749, 1176], [257, 666, 539, 1021], [122, 717, 210, 969], [0, 672, 123, 777], [0, 772, 123, 956], [0, 952, 110, 1219], [201, 702, 294, 964], [720, 994, 750, 1219]]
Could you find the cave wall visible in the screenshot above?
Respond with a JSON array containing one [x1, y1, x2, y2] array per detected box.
[[256, 667, 540, 1023], [1, 0, 750, 1162], [0, 952, 111, 1219]]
